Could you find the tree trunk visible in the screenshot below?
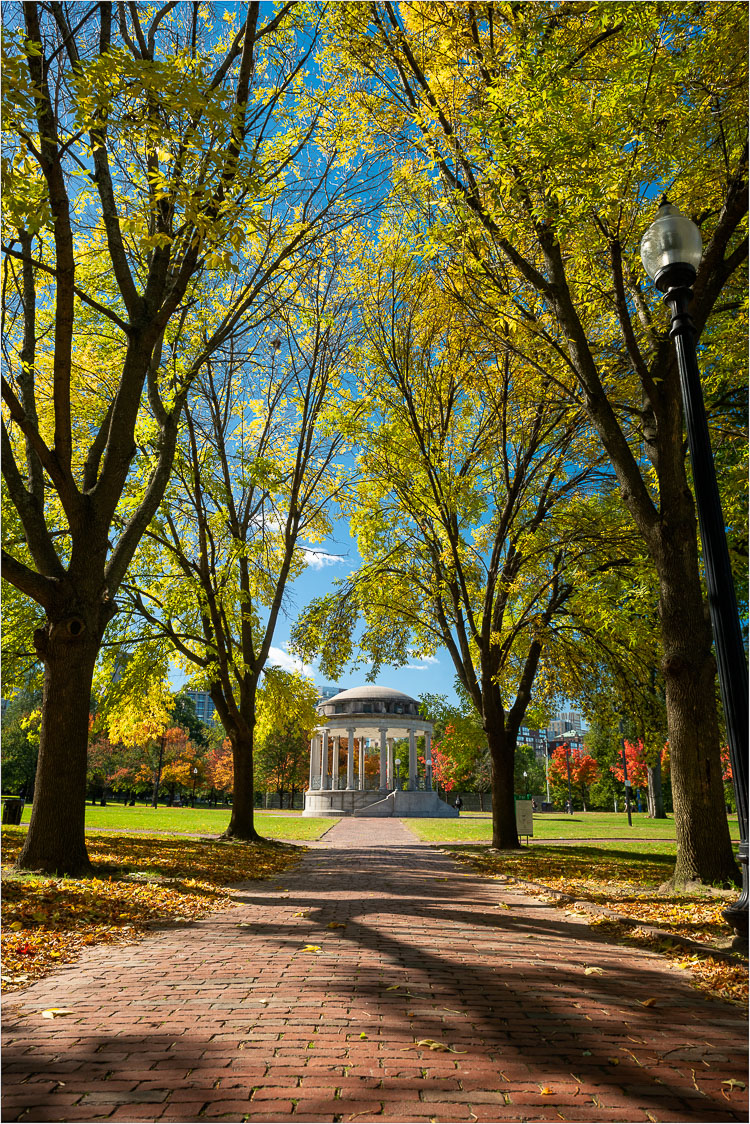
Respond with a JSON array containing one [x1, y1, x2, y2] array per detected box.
[[17, 622, 100, 876], [487, 726, 520, 849], [658, 527, 738, 883], [223, 728, 262, 841], [647, 758, 666, 819]]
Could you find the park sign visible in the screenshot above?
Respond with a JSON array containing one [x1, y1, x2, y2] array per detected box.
[[515, 799, 533, 838]]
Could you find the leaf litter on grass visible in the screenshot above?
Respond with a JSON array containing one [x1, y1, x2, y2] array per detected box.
[[1, 829, 303, 992], [449, 844, 748, 1007]]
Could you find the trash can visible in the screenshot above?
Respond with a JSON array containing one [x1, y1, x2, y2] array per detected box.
[[541, 802, 553, 813], [2, 798, 25, 826]]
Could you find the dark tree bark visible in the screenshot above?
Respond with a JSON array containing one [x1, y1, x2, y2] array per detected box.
[[222, 722, 262, 842], [486, 725, 519, 849], [18, 594, 113, 875]]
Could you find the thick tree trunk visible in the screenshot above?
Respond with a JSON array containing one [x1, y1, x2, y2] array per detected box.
[[17, 621, 100, 876], [223, 728, 262, 841], [487, 725, 520, 849], [657, 524, 738, 883]]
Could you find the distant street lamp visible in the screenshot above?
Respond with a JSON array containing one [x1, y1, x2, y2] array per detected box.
[[620, 742, 633, 828], [523, 770, 529, 798], [641, 199, 748, 945], [394, 757, 401, 792], [191, 766, 199, 808]]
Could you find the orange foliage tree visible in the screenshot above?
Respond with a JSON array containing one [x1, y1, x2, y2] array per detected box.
[[548, 745, 599, 810], [205, 740, 234, 804]]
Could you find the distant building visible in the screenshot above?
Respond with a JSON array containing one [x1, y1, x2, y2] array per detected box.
[[317, 685, 342, 706], [518, 726, 548, 757], [546, 729, 585, 754], [547, 710, 586, 740], [183, 690, 217, 724]]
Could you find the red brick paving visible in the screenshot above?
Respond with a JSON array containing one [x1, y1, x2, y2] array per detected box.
[[2, 817, 747, 1123]]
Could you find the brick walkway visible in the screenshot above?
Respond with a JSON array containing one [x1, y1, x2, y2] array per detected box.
[[2, 818, 747, 1124]]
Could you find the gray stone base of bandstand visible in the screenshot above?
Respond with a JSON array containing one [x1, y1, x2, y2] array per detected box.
[[302, 787, 459, 817]]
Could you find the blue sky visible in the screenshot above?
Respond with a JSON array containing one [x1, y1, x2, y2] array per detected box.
[[269, 525, 461, 705]]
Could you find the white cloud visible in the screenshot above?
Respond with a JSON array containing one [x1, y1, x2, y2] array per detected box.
[[267, 645, 317, 680], [301, 547, 347, 571]]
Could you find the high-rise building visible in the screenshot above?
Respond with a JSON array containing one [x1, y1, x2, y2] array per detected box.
[[183, 690, 217, 724], [547, 711, 586, 740]]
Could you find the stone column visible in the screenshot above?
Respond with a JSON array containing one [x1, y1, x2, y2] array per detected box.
[[320, 728, 329, 789], [379, 728, 388, 791], [408, 727, 417, 790], [308, 734, 316, 790], [346, 728, 355, 790], [425, 730, 433, 791], [359, 738, 366, 791], [332, 735, 340, 791], [387, 738, 394, 789]]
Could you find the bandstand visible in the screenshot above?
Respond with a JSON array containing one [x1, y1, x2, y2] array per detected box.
[[303, 685, 458, 818]]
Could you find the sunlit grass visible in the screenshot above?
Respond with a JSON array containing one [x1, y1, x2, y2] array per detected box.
[[9, 802, 337, 839], [405, 810, 741, 842]]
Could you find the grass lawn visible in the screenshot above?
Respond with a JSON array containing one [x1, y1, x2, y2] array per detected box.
[[8, 801, 337, 840], [1, 826, 307, 994], [405, 810, 741, 843]]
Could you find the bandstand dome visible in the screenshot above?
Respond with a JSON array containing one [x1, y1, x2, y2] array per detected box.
[[317, 684, 421, 719]]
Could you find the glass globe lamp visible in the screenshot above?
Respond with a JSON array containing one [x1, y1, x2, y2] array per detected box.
[[640, 199, 703, 290]]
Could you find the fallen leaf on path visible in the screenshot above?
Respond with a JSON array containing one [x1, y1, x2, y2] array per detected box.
[[41, 1008, 72, 1019], [721, 1079, 746, 1090], [326, 921, 346, 929], [584, 966, 604, 976], [639, 997, 657, 1007], [299, 944, 322, 953], [414, 1038, 467, 1053]]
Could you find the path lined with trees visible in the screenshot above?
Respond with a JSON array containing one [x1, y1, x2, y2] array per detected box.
[[2, 4, 746, 924]]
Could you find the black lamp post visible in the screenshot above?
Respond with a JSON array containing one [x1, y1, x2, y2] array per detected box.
[[523, 770, 529, 798], [191, 766, 199, 808], [641, 198, 749, 946], [564, 744, 573, 814]]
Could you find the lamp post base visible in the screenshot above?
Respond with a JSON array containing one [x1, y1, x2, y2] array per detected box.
[[722, 841, 749, 951]]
